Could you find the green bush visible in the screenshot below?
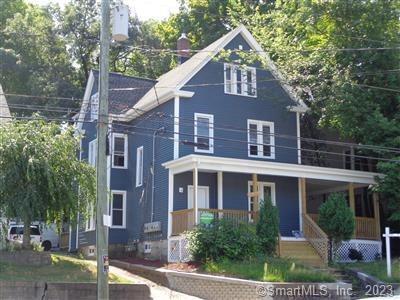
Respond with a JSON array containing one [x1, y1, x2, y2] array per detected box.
[[318, 193, 355, 261], [187, 219, 261, 262], [256, 197, 280, 255]]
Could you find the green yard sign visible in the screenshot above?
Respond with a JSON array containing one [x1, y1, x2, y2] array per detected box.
[[200, 212, 214, 225]]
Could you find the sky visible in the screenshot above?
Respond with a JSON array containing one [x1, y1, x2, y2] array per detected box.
[[27, 0, 180, 21]]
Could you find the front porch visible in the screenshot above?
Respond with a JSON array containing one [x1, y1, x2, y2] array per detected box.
[[164, 154, 382, 263]]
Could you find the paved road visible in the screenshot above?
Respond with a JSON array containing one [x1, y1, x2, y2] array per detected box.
[[108, 263, 202, 300]]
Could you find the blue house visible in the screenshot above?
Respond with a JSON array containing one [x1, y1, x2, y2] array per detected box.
[[71, 25, 382, 264]]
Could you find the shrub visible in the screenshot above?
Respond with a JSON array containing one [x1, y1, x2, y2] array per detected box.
[[318, 193, 355, 262], [256, 197, 280, 255], [348, 248, 363, 261], [187, 219, 260, 262]]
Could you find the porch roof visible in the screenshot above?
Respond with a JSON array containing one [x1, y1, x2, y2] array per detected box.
[[162, 154, 381, 185]]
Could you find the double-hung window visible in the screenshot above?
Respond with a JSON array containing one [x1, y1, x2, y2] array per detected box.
[[194, 113, 214, 153], [88, 139, 97, 167], [112, 133, 127, 168], [90, 93, 99, 121], [110, 191, 126, 228], [224, 63, 256, 97], [136, 146, 144, 187], [247, 120, 275, 159]]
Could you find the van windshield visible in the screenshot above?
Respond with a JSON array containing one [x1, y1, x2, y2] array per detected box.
[[10, 226, 40, 235]]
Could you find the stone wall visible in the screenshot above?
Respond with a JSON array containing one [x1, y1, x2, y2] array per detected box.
[[0, 250, 51, 266], [0, 281, 151, 300], [112, 260, 353, 300]]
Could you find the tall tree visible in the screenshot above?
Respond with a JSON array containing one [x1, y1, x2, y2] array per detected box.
[[0, 119, 95, 248]]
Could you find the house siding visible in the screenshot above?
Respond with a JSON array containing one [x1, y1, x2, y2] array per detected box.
[[179, 34, 298, 164]]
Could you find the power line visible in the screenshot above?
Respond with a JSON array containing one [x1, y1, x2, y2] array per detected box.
[[4, 102, 400, 155]]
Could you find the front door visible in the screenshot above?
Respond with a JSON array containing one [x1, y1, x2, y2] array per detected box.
[[188, 186, 210, 209], [248, 181, 275, 220]]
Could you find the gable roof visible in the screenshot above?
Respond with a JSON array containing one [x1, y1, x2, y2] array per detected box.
[[0, 84, 11, 123], [119, 24, 308, 121], [92, 70, 156, 114], [76, 70, 156, 129]]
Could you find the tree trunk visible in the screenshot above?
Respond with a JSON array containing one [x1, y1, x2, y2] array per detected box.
[[22, 218, 31, 249]]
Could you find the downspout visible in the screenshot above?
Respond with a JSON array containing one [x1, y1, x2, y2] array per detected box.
[[151, 127, 165, 222]]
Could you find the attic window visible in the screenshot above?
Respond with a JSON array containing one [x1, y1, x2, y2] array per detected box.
[[224, 63, 256, 97], [90, 93, 99, 121]]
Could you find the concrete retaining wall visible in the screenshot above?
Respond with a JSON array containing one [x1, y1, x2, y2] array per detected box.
[[0, 281, 151, 300], [112, 260, 352, 299]]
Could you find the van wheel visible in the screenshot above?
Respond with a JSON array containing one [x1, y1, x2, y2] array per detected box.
[[42, 241, 51, 251]]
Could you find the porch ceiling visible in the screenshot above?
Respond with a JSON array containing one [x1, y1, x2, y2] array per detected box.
[[162, 154, 381, 185]]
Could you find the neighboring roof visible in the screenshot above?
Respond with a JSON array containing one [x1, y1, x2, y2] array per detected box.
[[0, 84, 11, 123], [120, 24, 308, 121], [92, 70, 156, 114]]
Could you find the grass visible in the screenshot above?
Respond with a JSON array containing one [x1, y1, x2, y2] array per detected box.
[[0, 253, 132, 283], [203, 257, 335, 282], [342, 258, 400, 283]]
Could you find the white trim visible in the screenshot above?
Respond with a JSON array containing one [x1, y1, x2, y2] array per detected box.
[[112, 133, 128, 169], [217, 171, 223, 210], [247, 119, 275, 159], [224, 63, 257, 97], [298, 178, 303, 232], [296, 112, 301, 164], [85, 203, 95, 231], [136, 146, 144, 187], [120, 25, 308, 122], [68, 224, 72, 252], [187, 185, 210, 209], [173, 96, 180, 159], [280, 237, 307, 241], [194, 113, 214, 153], [247, 181, 276, 207], [162, 154, 380, 185], [88, 139, 97, 167], [167, 170, 174, 238], [110, 190, 126, 229], [76, 71, 95, 130]]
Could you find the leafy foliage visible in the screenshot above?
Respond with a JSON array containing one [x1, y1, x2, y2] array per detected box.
[[187, 219, 260, 262], [256, 197, 279, 255], [318, 193, 355, 243], [0, 119, 95, 248], [318, 193, 354, 261]]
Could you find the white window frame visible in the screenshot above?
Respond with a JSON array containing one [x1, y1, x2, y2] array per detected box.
[[247, 119, 275, 159], [112, 133, 128, 169], [85, 203, 95, 231], [224, 63, 257, 97], [110, 190, 126, 229], [247, 181, 276, 221], [194, 113, 214, 154], [136, 146, 144, 187], [88, 139, 97, 167], [90, 93, 99, 121]]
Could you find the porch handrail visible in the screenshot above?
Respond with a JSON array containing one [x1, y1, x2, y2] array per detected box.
[[171, 209, 195, 236], [355, 216, 378, 240], [303, 213, 329, 264], [308, 213, 378, 240]]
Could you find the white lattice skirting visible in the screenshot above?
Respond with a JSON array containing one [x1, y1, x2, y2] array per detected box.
[[335, 239, 382, 262], [168, 235, 191, 263]]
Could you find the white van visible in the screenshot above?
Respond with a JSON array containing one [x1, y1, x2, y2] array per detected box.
[[7, 223, 59, 251]]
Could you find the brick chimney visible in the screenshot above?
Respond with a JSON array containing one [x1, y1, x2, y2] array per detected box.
[[177, 33, 190, 64]]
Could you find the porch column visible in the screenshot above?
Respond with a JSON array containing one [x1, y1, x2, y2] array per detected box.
[[167, 170, 174, 237], [300, 178, 307, 215], [373, 193, 381, 239], [348, 183, 356, 236], [217, 172, 223, 210], [193, 166, 199, 224]]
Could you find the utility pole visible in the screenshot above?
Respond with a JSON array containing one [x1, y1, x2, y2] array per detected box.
[[96, 0, 110, 298]]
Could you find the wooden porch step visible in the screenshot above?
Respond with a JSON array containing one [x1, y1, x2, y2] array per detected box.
[[280, 240, 325, 267]]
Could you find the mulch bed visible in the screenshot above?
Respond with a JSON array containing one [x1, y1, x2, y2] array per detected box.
[[120, 257, 201, 272]]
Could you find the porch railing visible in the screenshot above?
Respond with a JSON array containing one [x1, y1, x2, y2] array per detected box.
[[171, 208, 258, 236], [302, 214, 329, 264], [308, 213, 378, 240]]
